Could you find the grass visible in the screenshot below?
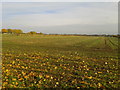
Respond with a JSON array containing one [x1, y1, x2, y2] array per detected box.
[[2, 34, 119, 89]]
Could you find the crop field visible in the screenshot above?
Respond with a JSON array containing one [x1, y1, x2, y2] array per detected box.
[[2, 34, 119, 89]]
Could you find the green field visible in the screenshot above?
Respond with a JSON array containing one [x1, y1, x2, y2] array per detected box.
[[2, 34, 119, 89]]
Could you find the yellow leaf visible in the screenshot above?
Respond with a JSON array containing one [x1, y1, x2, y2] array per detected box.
[[22, 71, 26, 75], [98, 72, 102, 73], [12, 78, 16, 81], [51, 76, 53, 79], [6, 69, 9, 72], [56, 82, 59, 85], [12, 61, 15, 64], [88, 76, 92, 79], [46, 75, 50, 78], [18, 78, 23, 81], [55, 67, 57, 69], [39, 74, 42, 78]]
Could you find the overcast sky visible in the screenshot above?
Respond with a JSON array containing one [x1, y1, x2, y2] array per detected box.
[[2, 2, 118, 34]]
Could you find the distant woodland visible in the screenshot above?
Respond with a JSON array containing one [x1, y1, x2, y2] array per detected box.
[[1, 28, 119, 37]]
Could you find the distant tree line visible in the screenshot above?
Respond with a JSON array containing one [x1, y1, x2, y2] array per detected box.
[[1, 29, 119, 37], [1, 29, 44, 35], [43, 33, 120, 37], [1, 29, 23, 34]]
